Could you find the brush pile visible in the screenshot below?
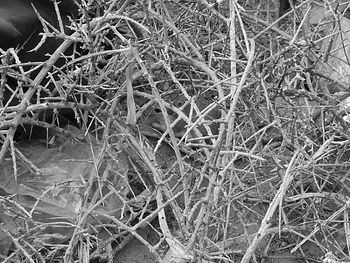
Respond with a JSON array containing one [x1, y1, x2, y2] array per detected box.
[[1, 1, 350, 262]]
